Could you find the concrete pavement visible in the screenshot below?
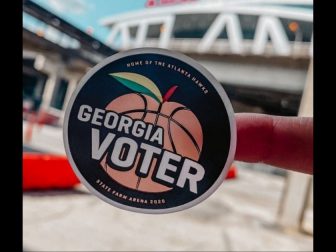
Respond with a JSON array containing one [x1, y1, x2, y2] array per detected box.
[[23, 166, 313, 251]]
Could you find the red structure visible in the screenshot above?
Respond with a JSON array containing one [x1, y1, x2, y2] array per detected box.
[[23, 153, 80, 190]]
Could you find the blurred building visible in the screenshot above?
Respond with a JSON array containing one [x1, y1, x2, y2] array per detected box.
[[23, 0, 116, 125], [23, 0, 312, 125], [102, 0, 313, 115]]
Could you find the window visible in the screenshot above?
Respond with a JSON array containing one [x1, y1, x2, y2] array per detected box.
[[173, 14, 218, 38], [23, 74, 39, 100], [238, 15, 259, 40], [279, 18, 313, 42], [50, 78, 69, 110], [22, 69, 47, 104], [147, 24, 162, 38]]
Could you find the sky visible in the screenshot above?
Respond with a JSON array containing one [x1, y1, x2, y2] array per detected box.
[[31, 0, 147, 43]]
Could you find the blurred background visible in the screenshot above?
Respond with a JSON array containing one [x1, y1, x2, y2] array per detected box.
[[22, 0, 313, 251]]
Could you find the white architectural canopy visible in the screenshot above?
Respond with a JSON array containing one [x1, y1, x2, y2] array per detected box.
[[101, 0, 313, 58]]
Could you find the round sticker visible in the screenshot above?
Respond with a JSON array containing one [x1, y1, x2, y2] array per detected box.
[[63, 48, 236, 214]]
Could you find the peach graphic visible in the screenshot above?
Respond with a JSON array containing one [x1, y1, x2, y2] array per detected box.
[[100, 72, 203, 193]]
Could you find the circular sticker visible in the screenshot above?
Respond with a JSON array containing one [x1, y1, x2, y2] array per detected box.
[[63, 48, 236, 214]]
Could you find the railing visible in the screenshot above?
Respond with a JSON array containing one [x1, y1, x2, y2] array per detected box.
[[139, 38, 311, 57]]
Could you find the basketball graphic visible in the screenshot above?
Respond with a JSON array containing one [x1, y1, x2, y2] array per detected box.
[[101, 72, 203, 193], [64, 48, 236, 214]]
